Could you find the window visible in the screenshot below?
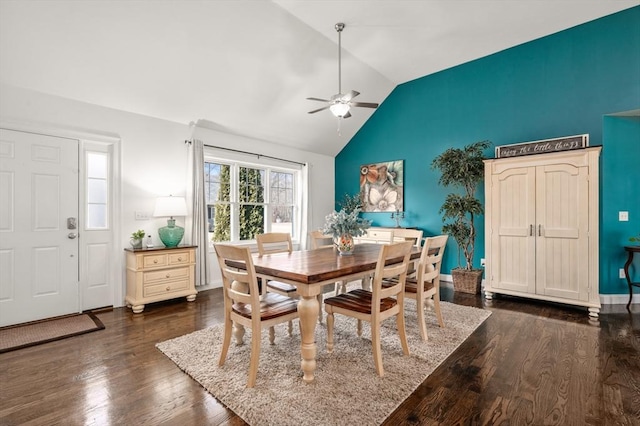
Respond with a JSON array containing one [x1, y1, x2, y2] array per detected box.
[[204, 157, 301, 246], [86, 151, 108, 229]]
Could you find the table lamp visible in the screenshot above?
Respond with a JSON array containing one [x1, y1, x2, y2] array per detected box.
[[153, 195, 188, 247]]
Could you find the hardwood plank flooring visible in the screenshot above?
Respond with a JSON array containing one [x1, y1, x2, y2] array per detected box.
[[0, 287, 638, 425]]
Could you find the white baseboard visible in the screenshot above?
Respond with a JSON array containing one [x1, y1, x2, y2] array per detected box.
[[196, 282, 221, 291], [599, 293, 639, 305]]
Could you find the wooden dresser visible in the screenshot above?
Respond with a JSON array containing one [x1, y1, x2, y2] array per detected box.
[[124, 245, 197, 313]]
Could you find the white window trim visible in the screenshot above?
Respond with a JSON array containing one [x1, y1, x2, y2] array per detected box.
[[204, 154, 303, 249]]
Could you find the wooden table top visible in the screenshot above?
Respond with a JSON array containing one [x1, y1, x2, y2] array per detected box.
[[227, 244, 422, 285]]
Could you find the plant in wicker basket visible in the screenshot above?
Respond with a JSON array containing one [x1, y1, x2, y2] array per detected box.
[[431, 140, 491, 293]]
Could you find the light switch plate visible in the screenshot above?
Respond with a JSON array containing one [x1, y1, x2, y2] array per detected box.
[[135, 211, 151, 220], [619, 211, 629, 221]]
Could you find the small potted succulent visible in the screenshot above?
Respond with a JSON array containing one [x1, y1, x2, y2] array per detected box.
[[322, 208, 370, 255], [130, 229, 145, 249]]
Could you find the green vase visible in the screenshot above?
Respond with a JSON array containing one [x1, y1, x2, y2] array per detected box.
[[158, 219, 184, 248]]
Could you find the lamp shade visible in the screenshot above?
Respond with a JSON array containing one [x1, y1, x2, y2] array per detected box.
[[153, 196, 187, 218], [153, 196, 187, 248]]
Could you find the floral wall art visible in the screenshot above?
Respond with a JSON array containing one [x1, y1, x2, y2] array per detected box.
[[359, 160, 404, 212]]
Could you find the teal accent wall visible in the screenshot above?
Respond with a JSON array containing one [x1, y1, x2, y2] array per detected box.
[[335, 7, 640, 294], [602, 115, 640, 294]]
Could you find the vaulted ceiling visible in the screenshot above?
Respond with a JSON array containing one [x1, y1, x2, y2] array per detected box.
[[0, 1, 636, 156]]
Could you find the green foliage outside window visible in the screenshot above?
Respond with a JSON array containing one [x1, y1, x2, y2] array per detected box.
[[212, 164, 231, 242], [211, 164, 265, 242]]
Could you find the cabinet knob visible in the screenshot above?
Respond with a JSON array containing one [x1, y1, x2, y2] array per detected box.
[[177, 257, 182, 261], [153, 259, 158, 264], [166, 286, 170, 291], [166, 274, 170, 278]]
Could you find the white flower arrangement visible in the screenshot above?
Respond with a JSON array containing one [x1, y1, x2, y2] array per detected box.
[[322, 208, 371, 239]]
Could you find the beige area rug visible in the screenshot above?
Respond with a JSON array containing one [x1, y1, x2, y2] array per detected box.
[[157, 301, 491, 426], [0, 313, 105, 353]]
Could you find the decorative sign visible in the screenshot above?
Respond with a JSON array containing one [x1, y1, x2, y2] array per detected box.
[[495, 134, 589, 158]]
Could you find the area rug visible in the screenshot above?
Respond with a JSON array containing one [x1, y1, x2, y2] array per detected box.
[[157, 301, 490, 426], [0, 313, 105, 353]]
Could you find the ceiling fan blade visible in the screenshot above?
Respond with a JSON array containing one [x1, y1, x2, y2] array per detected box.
[[308, 105, 331, 114], [306, 97, 330, 102], [342, 90, 360, 102], [350, 101, 379, 109]]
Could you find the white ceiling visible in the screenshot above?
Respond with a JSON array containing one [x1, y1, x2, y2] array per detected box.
[[0, 1, 636, 156]]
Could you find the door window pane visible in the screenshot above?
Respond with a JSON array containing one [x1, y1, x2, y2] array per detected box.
[[86, 152, 108, 230]]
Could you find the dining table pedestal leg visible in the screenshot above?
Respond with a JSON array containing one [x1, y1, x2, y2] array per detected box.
[[298, 294, 319, 383]]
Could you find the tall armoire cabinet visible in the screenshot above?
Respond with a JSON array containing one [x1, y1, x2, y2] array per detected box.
[[483, 147, 601, 317]]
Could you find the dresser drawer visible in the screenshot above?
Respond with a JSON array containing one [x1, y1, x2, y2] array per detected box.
[[143, 266, 190, 284], [143, 279, 189, 298], [142, 254, 168, 268], [168, 251, 191, 265]]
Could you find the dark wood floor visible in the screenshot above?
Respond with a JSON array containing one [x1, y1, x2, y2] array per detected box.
[[1, 287, 638, 425]]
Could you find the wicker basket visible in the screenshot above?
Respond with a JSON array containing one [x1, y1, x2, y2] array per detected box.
[[451, 269, 483, 294]]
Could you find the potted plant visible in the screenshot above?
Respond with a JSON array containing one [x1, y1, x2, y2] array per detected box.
[[322, 207, 371, 255], [431, 140, 491, 293], [130, 229, 145, 249], [630, 232, 640, 245]]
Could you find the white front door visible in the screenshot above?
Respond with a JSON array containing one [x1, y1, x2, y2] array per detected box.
[[0, 128, 80, 326]]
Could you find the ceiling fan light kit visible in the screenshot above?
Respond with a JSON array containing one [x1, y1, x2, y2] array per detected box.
[[307, 22, 379, 120]]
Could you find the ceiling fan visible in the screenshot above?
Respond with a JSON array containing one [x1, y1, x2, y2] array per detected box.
[[307, 23, 379, 119]]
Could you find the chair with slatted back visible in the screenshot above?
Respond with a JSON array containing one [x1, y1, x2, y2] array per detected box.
[[384, 235, 448, 341], [213, 243, 299, 388], [353, 229, 396, 291], [256, 233, 296, 297], [324, 241, 414, 376], [391, 228, 423, 278], [257, 232, 324, 324]]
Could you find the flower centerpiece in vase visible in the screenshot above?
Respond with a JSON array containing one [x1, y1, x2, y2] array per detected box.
[[322, 207, 371, 255]]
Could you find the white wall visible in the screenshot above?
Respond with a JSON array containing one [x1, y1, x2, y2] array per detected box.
[[0, 84, 335, 302]]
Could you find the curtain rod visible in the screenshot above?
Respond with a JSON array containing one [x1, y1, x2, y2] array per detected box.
[[185, 140, 306, 167]]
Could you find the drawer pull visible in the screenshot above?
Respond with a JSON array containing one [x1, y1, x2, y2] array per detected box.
[[166, 286, 170, 291], [177, 257, 182, 261], [166, 274, 171, 278], [153, 259, 158, 264]]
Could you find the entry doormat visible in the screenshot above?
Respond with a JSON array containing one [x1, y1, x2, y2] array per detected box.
[[0, 313, 105, 353]]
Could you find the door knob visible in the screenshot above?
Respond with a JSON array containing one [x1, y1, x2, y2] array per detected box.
[[68, 233, 78, 239]]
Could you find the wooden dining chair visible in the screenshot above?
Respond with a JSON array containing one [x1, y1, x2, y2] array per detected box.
[[384, 235, 448, 341], [354, 229, 396, 291], [391, 228, 424, 247], [324, 241, 414, 377], [256, 233, 296, 297], [391, 228, 424, 278], [257, 232, 323, 324], [213, 244, 299, 388]]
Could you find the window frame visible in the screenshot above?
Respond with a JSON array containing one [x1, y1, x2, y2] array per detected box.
[[203, 155, 302, 249]]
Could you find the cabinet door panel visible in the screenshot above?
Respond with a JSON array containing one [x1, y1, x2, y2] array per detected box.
[[490, 166, 536, 293], [536, 164, 589, 300]]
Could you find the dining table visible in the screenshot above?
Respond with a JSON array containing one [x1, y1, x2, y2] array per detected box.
[[226, 243, 422, 383]]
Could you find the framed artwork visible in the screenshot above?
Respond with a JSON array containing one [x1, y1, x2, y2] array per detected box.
[[359, 160, 404, 212]]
